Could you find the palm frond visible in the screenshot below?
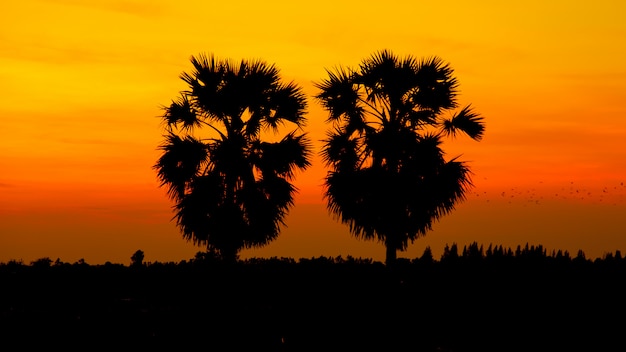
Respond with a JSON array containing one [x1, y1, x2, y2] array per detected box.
[[441, 105, 485, 141], [429, 158, 473, 217], [411, 56, 459, 113], [154, 133, 208, 200], [321, 129, 360, 170], [254, 132, 312, 178], [162, 94, 201, 131], [314, 67, 360, 122], [267, 81, 308, 126], [358, 49, 421, 111], [405, 109, 437, 128]]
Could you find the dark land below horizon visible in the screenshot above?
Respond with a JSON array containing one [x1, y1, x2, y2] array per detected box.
[[1, 244, 625, 352]]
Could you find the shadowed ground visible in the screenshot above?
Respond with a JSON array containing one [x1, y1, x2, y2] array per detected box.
[[1, 253, 624, 351]]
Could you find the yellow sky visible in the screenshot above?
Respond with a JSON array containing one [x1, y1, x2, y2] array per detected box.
[[1, 0, 626, 264]]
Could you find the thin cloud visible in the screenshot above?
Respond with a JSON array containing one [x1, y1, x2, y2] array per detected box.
[[1, 1, 176, 66], [57, 137, 134, 147], [41, 0, 170, 18], [549, 71, 626, 82], [0, 36, 162, 67]]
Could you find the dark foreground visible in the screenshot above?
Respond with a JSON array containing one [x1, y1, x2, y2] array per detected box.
[[1, 250, 625, 351]]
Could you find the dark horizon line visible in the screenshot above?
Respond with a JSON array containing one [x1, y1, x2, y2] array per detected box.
[[3, 241, 623, 267]]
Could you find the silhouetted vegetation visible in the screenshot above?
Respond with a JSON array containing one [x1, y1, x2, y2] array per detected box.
[[130, 249, 144, 267], [2, 244, 625, 351], [154, 53, 311, 262], [315, 50, 485, 265]]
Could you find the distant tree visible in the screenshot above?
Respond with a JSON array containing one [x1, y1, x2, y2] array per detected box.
[[191, 249, 223, 266], [420, 246, 434, 264], [130, 250, 145, 267], [485, 243, 493, 257], [505, 247, 514, 257], [462, 242, 484, 262], [30, 257, 52, 269], [574, 249, 588, 263], [551, 249, 571, 265], [155, 53, 311, 263], [441, 243, 460, 262], [315, 50, 484, 265], [2, 259, 24, 270]]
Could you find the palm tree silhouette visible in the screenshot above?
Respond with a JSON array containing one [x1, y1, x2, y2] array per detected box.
[[154, 53, 311, 262], [314, 49, 484, 265]]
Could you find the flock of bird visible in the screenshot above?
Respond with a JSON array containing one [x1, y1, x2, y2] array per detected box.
[[470, 180, 626, 206]]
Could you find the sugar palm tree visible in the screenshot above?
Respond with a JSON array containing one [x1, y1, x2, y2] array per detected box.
[[155, 53, 311, 262], [315, 49, 484, 265]]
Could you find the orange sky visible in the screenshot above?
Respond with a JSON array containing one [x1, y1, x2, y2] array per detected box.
[[2, 0, 626, 264]]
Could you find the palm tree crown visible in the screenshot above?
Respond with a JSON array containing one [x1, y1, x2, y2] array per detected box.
[[314, 49, 485, 265], [154, 53, 311, 262]]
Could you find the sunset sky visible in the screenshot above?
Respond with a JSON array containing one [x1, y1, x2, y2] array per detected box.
[[2, 0, 626, 265]]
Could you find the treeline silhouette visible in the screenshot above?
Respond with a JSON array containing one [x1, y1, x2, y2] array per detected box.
[[3, 242, 624, 269], [1, 243, 625, 351]]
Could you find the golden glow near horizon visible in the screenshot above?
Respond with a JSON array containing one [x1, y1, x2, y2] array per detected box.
[[1, 0, 626, 264]]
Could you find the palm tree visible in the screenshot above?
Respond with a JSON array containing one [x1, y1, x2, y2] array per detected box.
[[314, 49, 485, 265], [154, 53, 311, 263]]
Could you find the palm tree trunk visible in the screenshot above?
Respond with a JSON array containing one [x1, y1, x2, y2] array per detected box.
[[385, 244, 397, 266], [220, 247, 239, 264]]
